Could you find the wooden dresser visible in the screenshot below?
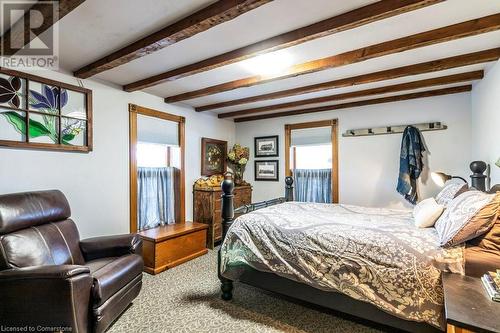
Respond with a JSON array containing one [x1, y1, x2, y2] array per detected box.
[[193, 185, 252, 249]]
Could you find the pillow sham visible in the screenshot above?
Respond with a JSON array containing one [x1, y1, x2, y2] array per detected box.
[[413, 197, 444, 228], [435, 179, 468, 207], [435, 191, 500, 247], [468, 189, 500, 251], [469, 216, 500, 252]]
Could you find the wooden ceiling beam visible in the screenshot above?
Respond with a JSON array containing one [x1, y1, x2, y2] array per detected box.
[[218, 70, 483, 118], [123, 0, 442, 92], [1, 0, 86, 56], [73, 0, 272, 79], [165, 13, 500, 103], [197, 48, 500, 111], [233, 85, 472, 122]]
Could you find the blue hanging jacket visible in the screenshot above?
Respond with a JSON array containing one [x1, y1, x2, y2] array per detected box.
[[396, 126, 425, 204]]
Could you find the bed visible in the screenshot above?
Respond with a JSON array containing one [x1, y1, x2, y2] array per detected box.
[[217, 178, 500, 333]]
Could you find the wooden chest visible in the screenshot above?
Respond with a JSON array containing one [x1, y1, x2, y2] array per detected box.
[[138, 222, 208, 275], [193, 185, 252, 249]]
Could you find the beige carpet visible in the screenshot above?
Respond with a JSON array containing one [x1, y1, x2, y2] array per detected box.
[[108, 249, 384, 333]]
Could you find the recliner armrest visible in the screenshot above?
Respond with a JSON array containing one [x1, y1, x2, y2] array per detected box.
[[0, 265, 93, 332], [80, 233, 143, 261], [0, 264, 89, 280]]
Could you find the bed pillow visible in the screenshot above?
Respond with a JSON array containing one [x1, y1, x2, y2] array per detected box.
[[435, 191, 500, 247], [413, 198, 444, 228], [435, 180, 468, 207], [468, 216, 500, 252], [468, 188, 500, 251]]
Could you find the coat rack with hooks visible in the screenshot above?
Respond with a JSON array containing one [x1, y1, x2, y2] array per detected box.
[[342, 122, 447, 137]]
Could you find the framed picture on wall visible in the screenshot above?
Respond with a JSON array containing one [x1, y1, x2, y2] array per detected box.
[[254, 135, 278, 157], [255, 160, 279, 181], [201, 137, 227, 176]]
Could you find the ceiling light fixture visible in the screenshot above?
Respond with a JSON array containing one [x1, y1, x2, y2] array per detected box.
[[241, 51, 294, 77]]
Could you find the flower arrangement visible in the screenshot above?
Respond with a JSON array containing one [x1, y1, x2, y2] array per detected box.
[[227, 144, 249, 185]]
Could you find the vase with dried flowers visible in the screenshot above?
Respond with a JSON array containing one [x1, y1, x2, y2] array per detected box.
[[227, 144, 249, 186]]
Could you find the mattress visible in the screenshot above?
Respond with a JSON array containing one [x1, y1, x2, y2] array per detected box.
[[220, 202, 465, 329]]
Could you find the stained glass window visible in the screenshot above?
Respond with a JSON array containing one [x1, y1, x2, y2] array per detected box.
[[0, 68, 92, 152]]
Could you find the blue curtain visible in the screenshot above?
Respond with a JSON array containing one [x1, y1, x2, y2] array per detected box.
[[294, 169, 332, 203], [137, 167, 176, 230]]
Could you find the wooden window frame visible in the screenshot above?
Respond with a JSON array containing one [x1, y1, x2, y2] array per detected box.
[[284, 119, 339, 203], [0, 67, 93, 152], [129, 103, 186, 233]]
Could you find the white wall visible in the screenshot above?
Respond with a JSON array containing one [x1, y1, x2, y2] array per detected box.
[[0, 70, 235, 238], [471, 60, 500, 185], [236, 92, 472, 209], [0, 68, 481, 236]]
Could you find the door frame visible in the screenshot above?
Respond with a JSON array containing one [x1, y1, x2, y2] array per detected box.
[[284, 119, 339, 203], [129, 104, 186, 233]]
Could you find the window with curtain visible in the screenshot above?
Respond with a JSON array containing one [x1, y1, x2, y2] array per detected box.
[[291, 127, 332, 203], [294, 168, 332, 203], [137, 166, 176, 230], [136, 114, 180, 230]]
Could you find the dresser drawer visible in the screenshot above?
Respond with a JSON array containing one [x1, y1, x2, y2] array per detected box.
[[193, 186, 251, 249], [234, 188, 252, 208]]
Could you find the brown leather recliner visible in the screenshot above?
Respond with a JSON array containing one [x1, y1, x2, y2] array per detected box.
[[0, 190, 144, 333]]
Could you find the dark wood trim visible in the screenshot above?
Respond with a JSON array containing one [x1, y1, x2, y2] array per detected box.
[[219, 71, 483, 118], [199, 48, 500, 111], [128, 104, 186, 233], [75, 0, 271, 79], [85, 89, 93, 151], [331, 124, 339, 203], [1, 0, 86, 56], [235, 85, 472, 122], [129, 109, 138, 233], [128, 103, 185, 123], [200, 137, 228, 176], [284, 125, 291, 177], [0, 67, 93, 152], [286, 119, 337, 130], [179, 118, 186, 224], [165, 14, 500, 103], [123, 0, 441, 91], [0, 140, 90, 152], [0, 67, 92, 93], [284, 119, 338, 203]]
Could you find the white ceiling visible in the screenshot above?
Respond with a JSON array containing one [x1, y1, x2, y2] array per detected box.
[[46, 0, 500, 118]]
